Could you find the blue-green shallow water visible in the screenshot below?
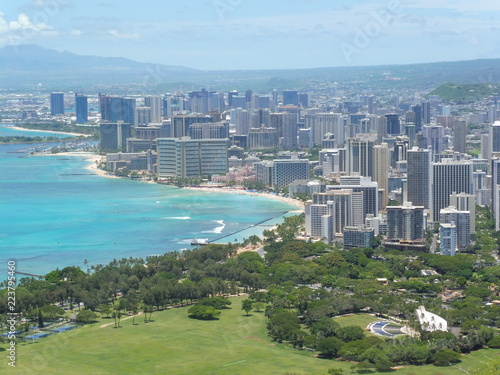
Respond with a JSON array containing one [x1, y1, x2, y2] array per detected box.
[[0, 127, 296, 275]]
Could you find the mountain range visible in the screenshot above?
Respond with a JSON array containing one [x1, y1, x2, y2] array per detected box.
[[2, 44, 500, 93]]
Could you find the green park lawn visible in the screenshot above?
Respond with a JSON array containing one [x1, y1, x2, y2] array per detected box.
[[4, 296, 499, 375]]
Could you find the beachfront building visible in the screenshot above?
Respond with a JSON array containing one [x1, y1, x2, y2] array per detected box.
[[157, 137, 229, 178], [100, 122, 132, 152]]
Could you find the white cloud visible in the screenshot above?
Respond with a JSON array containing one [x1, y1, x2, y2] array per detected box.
[[108, 29, 140, 40], [70, 29, 82, 36], [0, 11, 58, 46]]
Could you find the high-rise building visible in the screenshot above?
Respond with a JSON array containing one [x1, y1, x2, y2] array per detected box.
[[422, 101, 431, 124], [481, 133, 491, 161], [343, 226, 374, 249], [347, 135, 376, 178], [407, 148, 431, 208], [373, 143, 389, 209], [144, 96, 162, 123], [157, 138, 229, 178], [386, 202, 425, 242], [99, 93, 111, 121], [450, 192, 476, 235], [492, 158, 500, 230], [440, 223, 457, 256], [452, 120, 467, 154], [490, 121, 500, 153], [423, 125, 445, 155], [107, 96, 123, 122], [307, 189, 364, 237], [248, 127, 278, 149], [385, 113, 400, 135], [326, 176, 379, 219], [227, 90, 238, 107], [282, 112, 298, 150], [273, 159, 309, 188], [431, 160, 473, 222], [283, 90, 299, 106], [75, 94, 88, 124], [50, 92, 64, 116], [135, 107, 152, 127], [411, 105, 422, 132], [305, 113, 345, 147], [189, 122, 228, 139], [163, 94, 185, 118], [439, 206, 471, 250], [171, 115, 212, 138], [298, 93, 309, 108], [100, 122, 131, 152], [122, 98, 137, 126]]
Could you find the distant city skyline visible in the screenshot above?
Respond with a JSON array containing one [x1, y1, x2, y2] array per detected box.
[[1, 0, 499, 70]]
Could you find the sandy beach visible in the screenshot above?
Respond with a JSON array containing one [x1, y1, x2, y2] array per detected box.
[[36, 152, 306, 209], [7, 126, 91, 138], [183, 186, 305, 210], [38, 151, 119, 179]]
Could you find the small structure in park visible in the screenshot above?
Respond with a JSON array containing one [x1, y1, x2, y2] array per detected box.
[[416, 306, 448, 332]]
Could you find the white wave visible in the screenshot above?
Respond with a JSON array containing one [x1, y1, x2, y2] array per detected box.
[[202, 220, 225, 234], [163, 216, 192, 220]]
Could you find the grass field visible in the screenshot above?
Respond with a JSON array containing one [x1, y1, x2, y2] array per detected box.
[[3, 296, 499, 375]]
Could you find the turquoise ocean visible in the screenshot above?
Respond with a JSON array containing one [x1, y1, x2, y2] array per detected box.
[[0, 127, 296, 275]]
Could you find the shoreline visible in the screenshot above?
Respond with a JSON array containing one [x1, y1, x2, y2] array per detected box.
[[37, 151, 120, 179], [5, 125, 91, 138], [41, 151, 305, 210], [183, 186, 305, 211]]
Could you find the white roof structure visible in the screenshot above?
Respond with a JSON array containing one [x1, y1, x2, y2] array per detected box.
[[416, 306, 448, 332]]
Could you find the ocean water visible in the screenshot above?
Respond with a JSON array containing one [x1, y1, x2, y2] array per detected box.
[[0, 127, 296, 275]]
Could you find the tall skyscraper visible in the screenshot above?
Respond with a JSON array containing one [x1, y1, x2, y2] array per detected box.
[[227, 90, 238, 107], [347, 135, 376, 178], [75, 94, 88, 124], [407, 148, 431, 208], [412, 104, 423, 132], [122, 98, 137, 126], [423, 125, 445, 155], [431, 160, 473, 222], [373, 143, 389, 209], [283, 90, 299, 106], [385, 113, 400, 135], [99, 93, 111, 121], [422, 101, 431, 124], [99, 122, 131, 152], [50, 92, 64, 116], [490, 121, 500, 153], [282, 112, 298, 150], [144, 96, 162, 123], [492, 158, 500, 230], [109, 96, 124, 122], [305, 113, 344, 146], [453, 120, 467, 154]]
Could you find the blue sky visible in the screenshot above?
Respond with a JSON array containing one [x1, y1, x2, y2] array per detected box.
[[1, 0, 499, 70]]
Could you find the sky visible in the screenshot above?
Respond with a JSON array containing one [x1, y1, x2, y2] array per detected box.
[[1, 0, 499, 70]]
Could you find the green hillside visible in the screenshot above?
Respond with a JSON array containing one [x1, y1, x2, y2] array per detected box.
[[429, 82, 500, 102]]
